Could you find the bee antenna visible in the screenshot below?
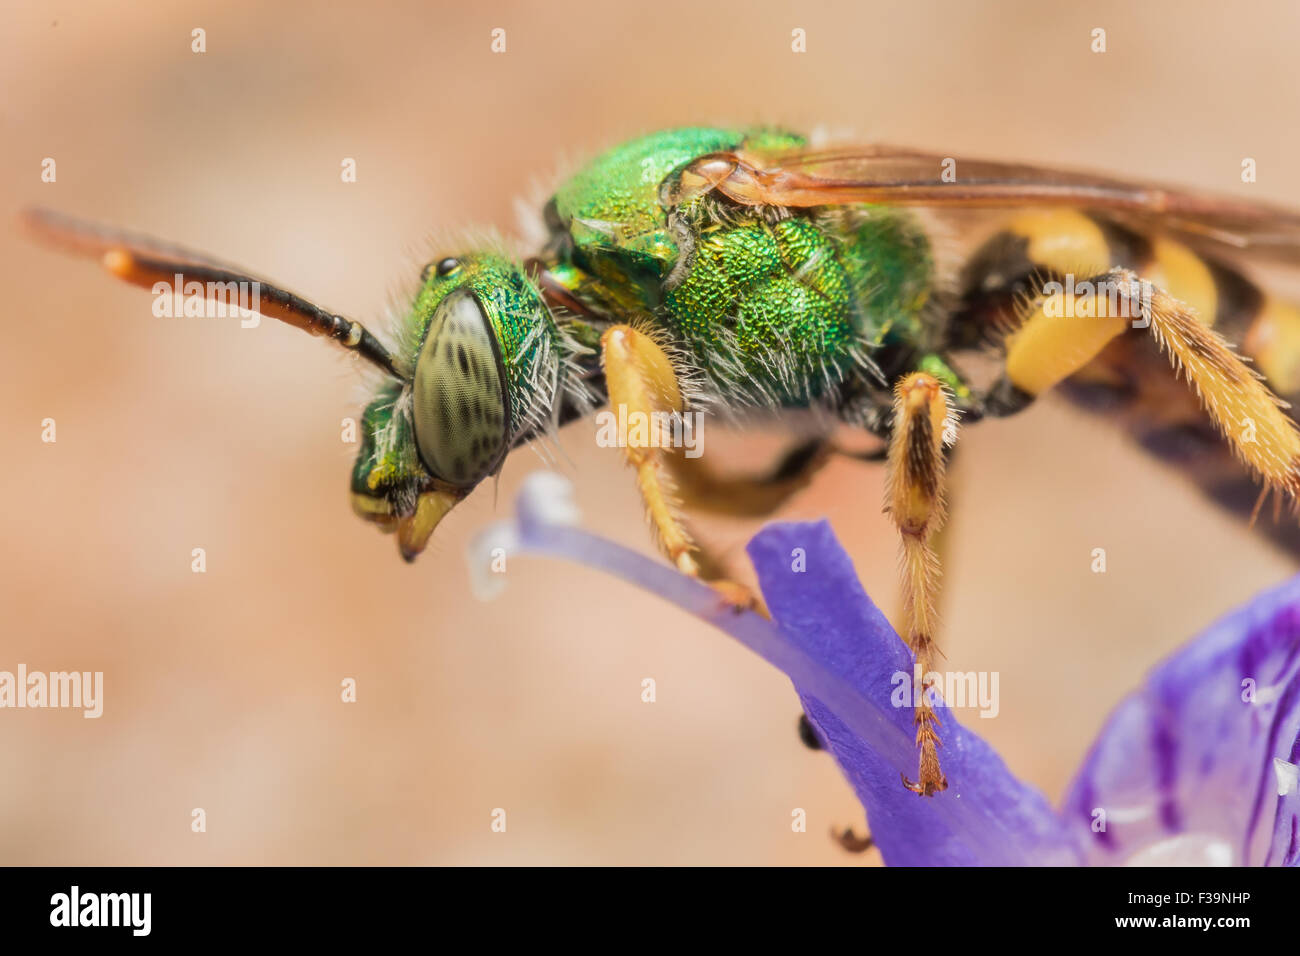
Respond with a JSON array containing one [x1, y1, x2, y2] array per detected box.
[[22, 207, 408, 381]]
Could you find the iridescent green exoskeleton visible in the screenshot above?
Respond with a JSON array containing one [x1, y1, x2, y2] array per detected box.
[[29, 126, 1300, 798], [344, 126, 952, 560], [18, 129, 986, 563]]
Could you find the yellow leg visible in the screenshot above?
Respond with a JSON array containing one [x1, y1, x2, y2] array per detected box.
[[599, 325, 757, 610], [1005, 268, 1300, 501], [884, 372, 952, 796], [665, 437, 832, 518], [890, 451, 961, 655]]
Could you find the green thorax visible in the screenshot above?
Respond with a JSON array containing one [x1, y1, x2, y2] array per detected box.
[[549, 127, 934, 406]]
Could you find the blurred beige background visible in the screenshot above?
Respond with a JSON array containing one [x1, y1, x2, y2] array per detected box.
[[2, 0, 1298, 865]]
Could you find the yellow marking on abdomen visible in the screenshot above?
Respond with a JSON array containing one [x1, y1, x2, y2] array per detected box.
[[1006, 303, 1129, 395], [1146, 237, 1217, 326], [1245, 297, 1300, 396], [996, 211, 1125, 394], [1006, 209, 1112, 277]]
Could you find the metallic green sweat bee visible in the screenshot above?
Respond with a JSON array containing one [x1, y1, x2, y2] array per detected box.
[[29, 125, 1300, 796]]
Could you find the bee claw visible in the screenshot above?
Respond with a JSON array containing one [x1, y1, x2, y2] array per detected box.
[[901, 772, 947, 797], [706, 579, 767, 616], [831, 825, 875, 853]]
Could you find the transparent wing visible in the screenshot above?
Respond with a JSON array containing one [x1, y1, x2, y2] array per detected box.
[[677, 145, 1300, 265]]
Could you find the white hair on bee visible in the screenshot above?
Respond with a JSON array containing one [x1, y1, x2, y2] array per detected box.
[[505, 130, 631, 252], [620, 314, 712, 415], [352, 221, 601, 495], [493, 268, 605, 473], [806, 124, 867, 150], [366, 124, 964, 495], [513, 194, 550, 252], [911, 206, 992, 348], [690, 310, 882, 430], [369, 196, 605, 486]]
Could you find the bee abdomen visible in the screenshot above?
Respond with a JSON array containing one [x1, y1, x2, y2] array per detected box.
[[955, 210, 1300, 554]]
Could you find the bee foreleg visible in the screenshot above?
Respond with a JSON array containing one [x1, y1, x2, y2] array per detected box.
[[598, 325, 758, 611], [884, 372, 954, 797]]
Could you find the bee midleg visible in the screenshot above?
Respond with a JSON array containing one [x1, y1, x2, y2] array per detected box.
[[884, 372, 953, 797], [598, 325, 759, 609], [663, 436, 834, 518]]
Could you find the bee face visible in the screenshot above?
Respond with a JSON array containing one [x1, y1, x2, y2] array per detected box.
[[347, 252, 554, 557]]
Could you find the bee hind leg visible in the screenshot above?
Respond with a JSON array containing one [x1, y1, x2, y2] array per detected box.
[[985, 268, 1300, 503]]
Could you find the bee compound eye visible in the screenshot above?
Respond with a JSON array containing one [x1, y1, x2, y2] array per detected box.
[[412, 291, 509, 487]]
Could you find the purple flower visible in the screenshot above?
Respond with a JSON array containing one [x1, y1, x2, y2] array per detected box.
[[473, 473, 1300, 866]]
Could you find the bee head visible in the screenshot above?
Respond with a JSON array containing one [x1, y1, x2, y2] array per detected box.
[[350, 251, 556, 561], [19, 207, 565, 564]]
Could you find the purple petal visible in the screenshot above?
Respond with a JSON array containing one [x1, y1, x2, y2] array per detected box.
[[1268, 744, 1300, 867], [1062, 574, 1300, 866], [477, 474, 1079, 864], [747, 521, 1080, 866]]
